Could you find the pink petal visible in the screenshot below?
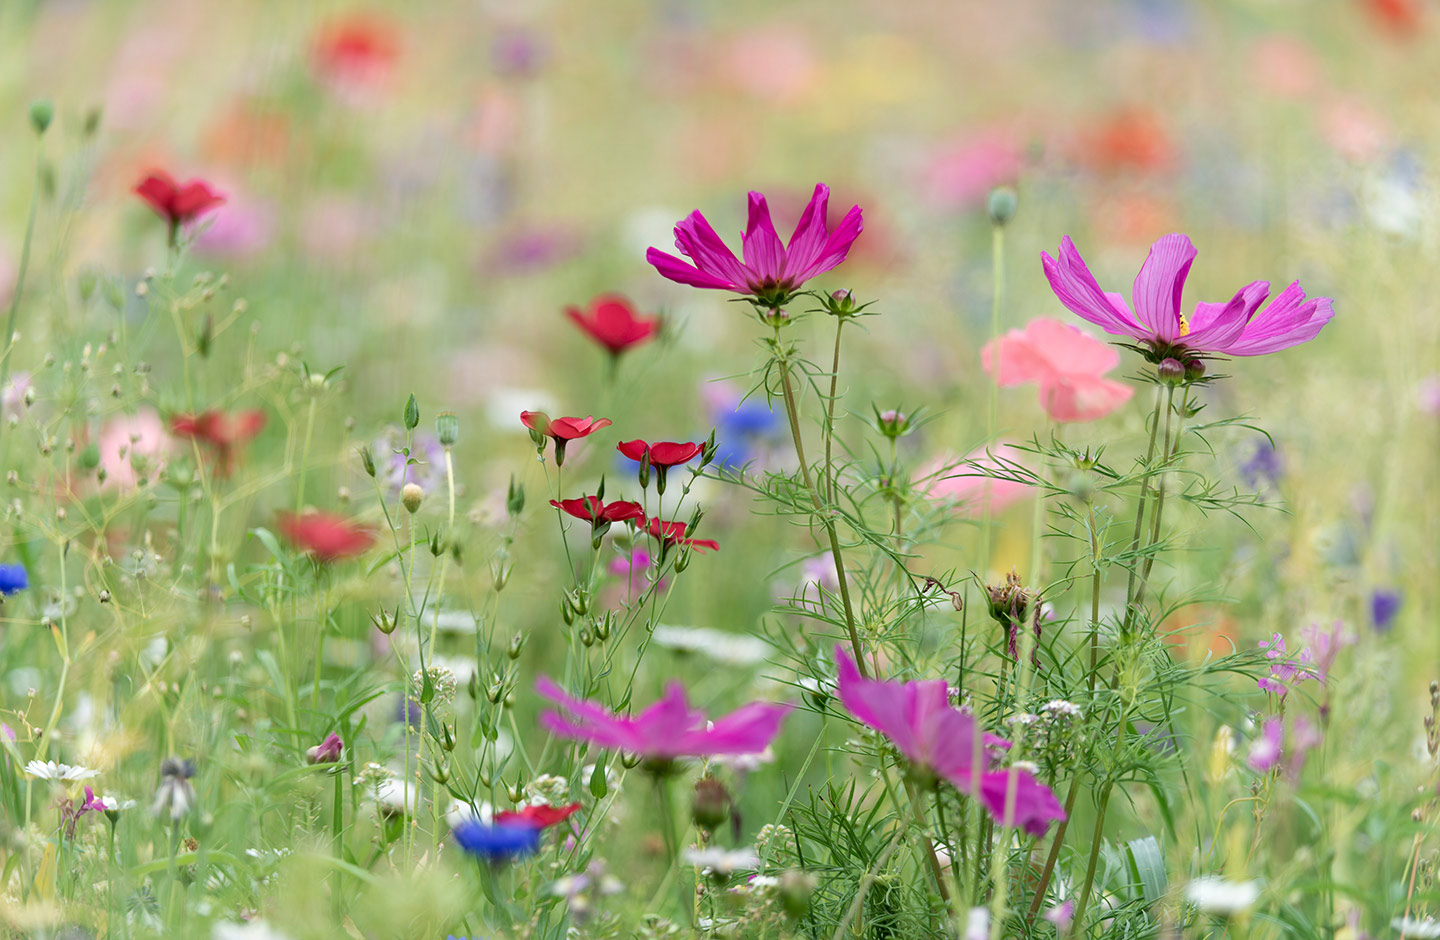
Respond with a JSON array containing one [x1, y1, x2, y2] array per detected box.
[[1041, 238, 1144, 337], [742, 192, 787, 283], [1219, 282, 1334, 356], [782, 183, 832, 274], [1131, 233, 1197, 342], [792, 204, 863, 282], [1039, 375, 1134, 423], [1021, 318, 1121, 377], [672, 211, 753, 289], [646, 247, 738, 291]]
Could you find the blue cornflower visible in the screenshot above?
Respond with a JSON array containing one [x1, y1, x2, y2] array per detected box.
[[1370, 588, 1403, 633], [0, 564, 28, 595], [1239, 440, 1283, 489], [451, 820, 540, 861]]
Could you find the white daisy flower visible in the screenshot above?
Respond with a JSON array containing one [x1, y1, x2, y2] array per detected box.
[[24, 760, 99, 782], [683, 846, 760, 875], [1185, 876, 1261, 915]]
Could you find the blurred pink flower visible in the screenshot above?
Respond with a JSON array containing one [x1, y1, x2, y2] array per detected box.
[[194, 187, 274, 260], [1321, 98, 1390, 162], [923, 130, 1023, 209], [982, 318, 1133, 422], [835, 648, 1065, 835], [722, 28, 818, 105], [98, 409, 170, 491], [1249, 36, 1322, 100], [915, 444, 1034, 517], [537, 678, 792, 761], [1247, 717, 1284, 773]]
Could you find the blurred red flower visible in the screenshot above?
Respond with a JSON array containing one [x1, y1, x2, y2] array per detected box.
[[616, 440, 703, 468], [549, 496, 645, 526], [277, 512, 376, 562], [566, 295, 660, 356], [494, 803, 582, 829], [312, 16, 400, 88], [170, 409, 265, 475], [644, 518, 719, 552], [135, 172, 226, 228]]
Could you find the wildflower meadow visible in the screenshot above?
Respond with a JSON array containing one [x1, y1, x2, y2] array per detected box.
[[0, 1, 1436, 938]]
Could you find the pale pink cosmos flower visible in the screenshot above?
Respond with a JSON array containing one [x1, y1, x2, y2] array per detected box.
[[97, 409, 170, 491], [1042, 234, 1333, 362], [536, 678, 792, 761], [646, 184, 863, 304], [915, 444, 1034, 518], [923, 129, 1024, 209], [982, 318, 1133, 422], [835, 648, 1065, 835]]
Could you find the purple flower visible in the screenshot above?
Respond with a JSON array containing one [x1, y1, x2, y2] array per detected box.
[[1297, 620, 1354, 682], [1042, 233, 1333, 363], [536, 678, 792, 762], [647, 184, 863, 306], [1247, 716, 1284, 773], [1256, 632, 1316, 696], [835, 648, 1065, 836], [1370, 588, 1403, 632], [1239, 439, 1283, 488]]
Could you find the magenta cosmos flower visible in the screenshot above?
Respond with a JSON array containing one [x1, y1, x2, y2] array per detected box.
[[537, 677, 791, 762], [835, 648, 1065, 836], [1042, 234, 1333, 364], [646, 184, 863, 307]]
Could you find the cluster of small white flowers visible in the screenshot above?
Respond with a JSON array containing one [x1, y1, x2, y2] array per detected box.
[[1042, 699, 1083, 719], [526, 773, 570, 807], [411, 665, 458, 706]]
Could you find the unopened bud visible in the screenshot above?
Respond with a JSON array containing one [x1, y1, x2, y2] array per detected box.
[[403, 394, 420, 430], [1157, 358, 1185, 385], [358, 446, 376, 478], [692, 777, 731, 830], [987, 185, 1018, 225], [507, 633, 525, 659], [28, 100, 54, 136], [436, 412, 459, 447], [401, 483, 423, 514], [1185, 359, 1206, 381]]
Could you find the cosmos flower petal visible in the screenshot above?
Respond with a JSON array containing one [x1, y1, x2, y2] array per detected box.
[[1131, 233, 1197, 341]]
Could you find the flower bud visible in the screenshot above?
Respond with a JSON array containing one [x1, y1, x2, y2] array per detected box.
[[358, 445, 376, 478], [579, 627, 594, 647], [987, 186, 1018, 225], [692, 777, 731, 830], [588, 761, 608, 798], [507, 633, 525, 659], [1185, 359, 1206, 381], [306, 733, 343, 765], [1157, 358, 1185, 385], [778, 870, 818, 919], [435, 411, 459, 447], [372, 608, 398, 635], [29, 100, 54, 136], [403, 393, 420, 430], [876, 407, 910, 439], [401, 483, 423, 514], [506, 475, 525, 517]]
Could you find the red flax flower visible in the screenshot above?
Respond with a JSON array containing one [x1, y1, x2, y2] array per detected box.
[[520, 411, 612, 467], [549, 496, 645, 527], [495, 802, 582, 829], [170, 409, 266, 476], [644, 518, 719, 553], [278, 512, 376, 562], [617, 439, 704, 493], [311, 15, 400, 89], [566, 295, 660, 357], [135, 172, 226, 242]]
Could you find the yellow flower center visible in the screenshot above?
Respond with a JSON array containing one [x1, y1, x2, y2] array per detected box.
[[1178, 313, 1191, 337]]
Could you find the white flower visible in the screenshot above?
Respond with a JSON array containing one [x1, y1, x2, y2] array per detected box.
[[213, 920, 295, 940], [651, 625, 769, 665], [710, 747, 775, 772], [1393, 917, 1440, 939], [98, 794, 137, 811], [683, 846, 760, 875], [24, 760, 99, 782], [1185, 876, 1261, 914], [1042, 700, 1083, 719], [964, 907, 990, 940]]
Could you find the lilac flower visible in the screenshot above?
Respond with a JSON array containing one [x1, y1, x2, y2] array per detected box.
[[536, 678, 792, 762], [1247, 717, 1284, 773], [1042, 233, 1333, 363], [1256, 633, 1316, 696], [647, 184, 863, 306], [1297, 620, 1354, 682], [1370, 588, 1402, 632], [374, 430, 445, 494], [1239, 439, 1283, 489]]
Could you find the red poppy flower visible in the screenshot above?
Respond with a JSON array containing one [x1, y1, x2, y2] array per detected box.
[[278, 512, 376, 562], [170, 409, 266, 475], [644, 518, 719, 552], [1078, 109, 1174, 175], [616, 440, 703, 468], [520, 411, 613, 467], [135, 172, 227, 228], [312, 15, 400, 87], [566, 295, 660, 356], [549, 496, 645, 526], [494, 802, 582, 829]]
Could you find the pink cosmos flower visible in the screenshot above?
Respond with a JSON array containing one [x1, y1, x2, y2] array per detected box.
[[835, 649, 1065, 836], [97, 409, 171, 490], [536, 678, 791, 762], [982, 318, 1134, 422], [915, 445, 1034, 518], [646, 184, 863, 305], [1042, 234, 1333, 363]]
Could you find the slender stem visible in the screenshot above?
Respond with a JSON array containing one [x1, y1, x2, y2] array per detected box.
[[978, 224, 1006, 574], [1071, 704, 1130, 927], [777, 355, 867, 676], [296, 395, 318, 513], [0, 147, 42, 447], [823, 318, 845, 505], [1134, 387, 1186, 610], [1123, 385, 1170, 623]]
